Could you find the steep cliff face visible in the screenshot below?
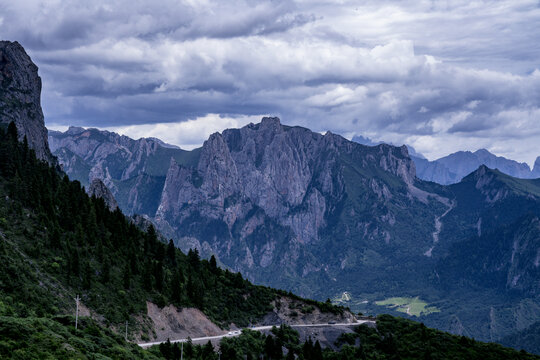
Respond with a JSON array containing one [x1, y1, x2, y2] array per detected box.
[[0, 41, 55, 164], [157, 118, 417, 243], [438, 214, 540, 295], [532, 157, 540, 178]]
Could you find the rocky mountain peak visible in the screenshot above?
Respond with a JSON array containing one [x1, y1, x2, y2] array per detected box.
[[0, 41, 55, 164], [66, 126, 86, 135], [468, 165, 512, 203], [88, 178, 119, 211], [260, 116, 281, 128]]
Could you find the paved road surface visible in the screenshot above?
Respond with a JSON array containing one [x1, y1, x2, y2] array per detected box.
[[138, 320, 375, 348]]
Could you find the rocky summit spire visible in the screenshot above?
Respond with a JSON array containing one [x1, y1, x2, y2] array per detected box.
[[88, 178, 119, 211], [0, 41, 55, 164]]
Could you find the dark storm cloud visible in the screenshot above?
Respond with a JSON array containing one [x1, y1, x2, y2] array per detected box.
[[0, 0, 539, 163]]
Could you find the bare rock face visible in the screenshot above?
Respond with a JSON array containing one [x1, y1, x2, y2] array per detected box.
[[154, 116, 439, 294], [0, 41, 55, 164], [88, 178, 119, 211], [157, 117, 417, 245]]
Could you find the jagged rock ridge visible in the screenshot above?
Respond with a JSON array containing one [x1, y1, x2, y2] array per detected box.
[[157, 117, 417, 245], [0, 41, 55, 164]]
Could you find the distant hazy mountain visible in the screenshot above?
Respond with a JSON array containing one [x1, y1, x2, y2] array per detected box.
[[352, 134, 540, 184]]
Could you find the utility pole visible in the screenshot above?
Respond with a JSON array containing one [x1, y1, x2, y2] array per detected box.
[[181, 342, 183, 360], [125, 320, 128, 341], [75, 295, 80, 330]]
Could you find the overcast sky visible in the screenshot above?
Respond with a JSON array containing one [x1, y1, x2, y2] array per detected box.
[[1, 0, 539, 164]]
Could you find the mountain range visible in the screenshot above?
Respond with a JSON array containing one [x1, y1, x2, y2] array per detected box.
[[50, 118, 540, 347], [3, 39, 540, 355], [352, 135, 540, 184]]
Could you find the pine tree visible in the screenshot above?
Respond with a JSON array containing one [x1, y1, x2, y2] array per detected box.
[[170, 269, 184, 303], [313, 340, 323, 360], [209, 255, 218, 273], [143, 260, 153, 291], [101, 258, 110, 283], [187, 248, 200, 269], [123, 263, 131, 289], [154, 260, 164, 292], [167, 239, 176, 264]]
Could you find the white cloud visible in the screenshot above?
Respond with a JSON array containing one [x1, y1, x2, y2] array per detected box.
[[101, 114, 265, 149], [1, 0, 539, 165]]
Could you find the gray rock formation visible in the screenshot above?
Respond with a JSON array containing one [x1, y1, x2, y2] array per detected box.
[[88, 178, 119, 211], [152, 117, 444, 297], [0, 41, 55, 164], [156, 117, 417, 246]]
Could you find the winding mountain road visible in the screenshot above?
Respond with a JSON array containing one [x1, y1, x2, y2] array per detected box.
[[138, 320, 375, 348]]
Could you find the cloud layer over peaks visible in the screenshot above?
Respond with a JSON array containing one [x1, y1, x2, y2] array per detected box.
[[1, 0, 539, 164]]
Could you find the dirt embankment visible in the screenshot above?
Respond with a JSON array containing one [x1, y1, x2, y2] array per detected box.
[[146, 302, 224, 342], [258, 296, 358, 326], [142, 296, 359, 343]]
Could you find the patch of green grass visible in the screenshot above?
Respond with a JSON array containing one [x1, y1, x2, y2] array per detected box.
[[375, 296, 440, 317]]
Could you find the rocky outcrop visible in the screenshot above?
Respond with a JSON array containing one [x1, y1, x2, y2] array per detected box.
[[0, 41, 55, 164], [88, 178, 119, 211], [146, 302, 223, 342], [258, 296, 357, 326]]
